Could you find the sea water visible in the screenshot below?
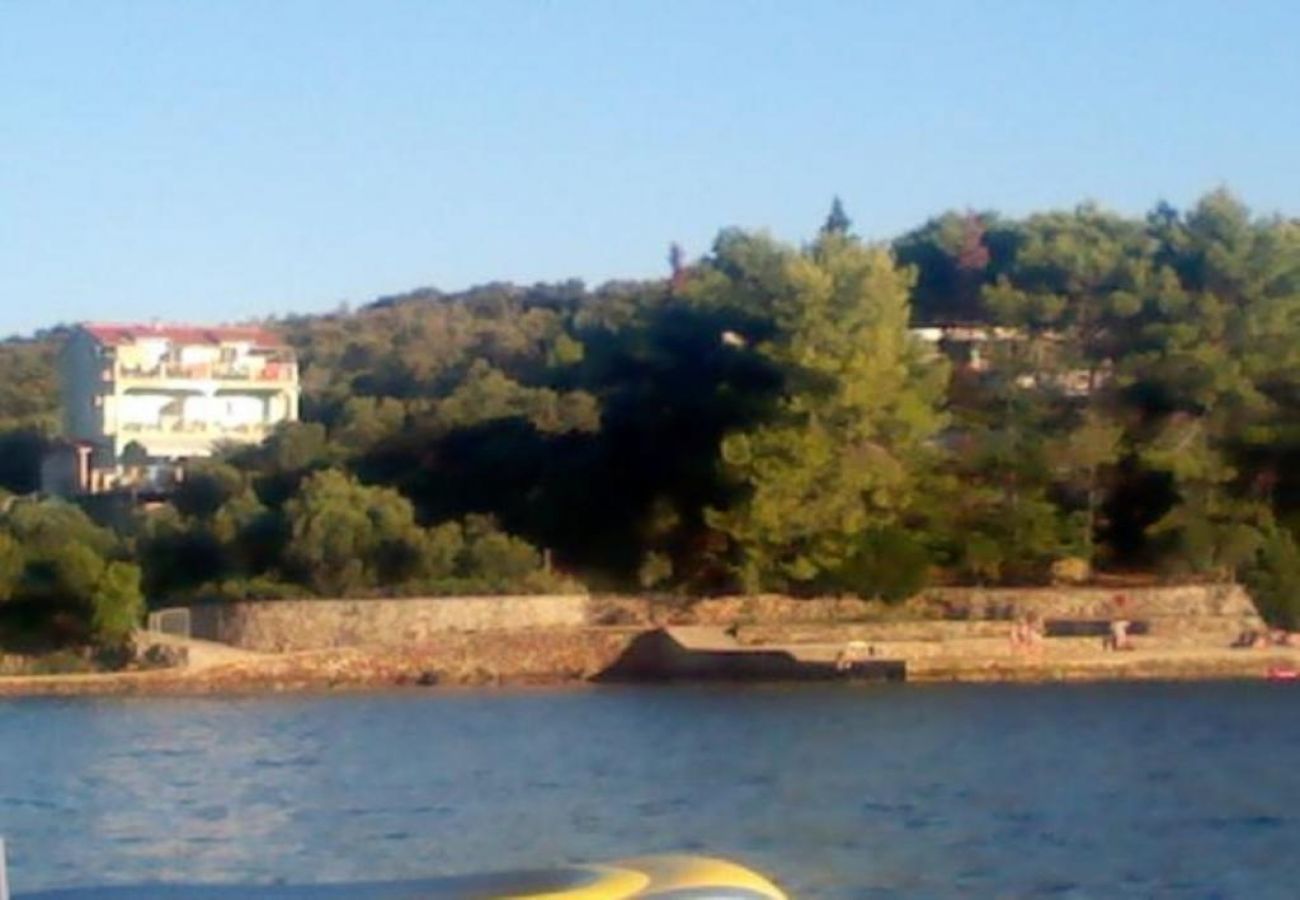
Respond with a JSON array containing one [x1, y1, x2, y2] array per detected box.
[[3, 683, 1300, 898]]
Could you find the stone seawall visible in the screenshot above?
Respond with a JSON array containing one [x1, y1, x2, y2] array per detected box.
[[0, 654, 42, 676], [0, 628, 641, 696], [192, 585, 1260, 653], [0, 584, 1278, 695], [909, 584, 1258, 621], [187, 595, 589, 652], [595, 584, 1260, 628]]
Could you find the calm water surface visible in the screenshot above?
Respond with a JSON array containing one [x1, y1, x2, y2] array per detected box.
[[3, 683, 1300, 898]]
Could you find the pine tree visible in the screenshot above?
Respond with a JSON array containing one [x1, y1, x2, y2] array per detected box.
[[702, 228, 947, 591], [821, 196, 852, 237]]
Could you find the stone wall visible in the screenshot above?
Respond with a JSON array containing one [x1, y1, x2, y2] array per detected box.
[[908, 584, 1259, 622], [181, 628, 637, 690], [186, 594, 589, 652], [596, 584, 1261, 628], [181, 584, 1260, 654], [590, 594, 884, 627], [0, 654, 36, 676], [0, 628, 642, 696]]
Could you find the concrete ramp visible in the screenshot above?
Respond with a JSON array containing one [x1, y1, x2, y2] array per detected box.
[[597, 628, 905, 683], [135, 630, 265, 671]]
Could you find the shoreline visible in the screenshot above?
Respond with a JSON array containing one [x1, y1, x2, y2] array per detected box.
[[1, 585, 1283, 697], [907, 647, 1300, 683], [2, 641, 1297, 698]]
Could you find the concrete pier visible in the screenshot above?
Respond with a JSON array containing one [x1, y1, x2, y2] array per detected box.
[[598, 627, 907, 682]]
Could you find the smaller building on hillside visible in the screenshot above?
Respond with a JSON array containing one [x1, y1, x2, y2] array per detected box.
[[44, 322, 299, 496], [912, 324, 1109, 397]]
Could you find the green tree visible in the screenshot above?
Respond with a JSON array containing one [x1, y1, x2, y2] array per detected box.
[[983, 204, 1150, 399], [134, 503, 230, 599], [1123, 192, 1297, 574], [268, 422, 334, 472], [0, 430, 48, 495], [0, 332, 61, 495], [460, 514, 549, 591], [91, 562, 145, 646], [821, 196, 852, 237], [1142, 414, 1267, 578], [283, 469, 426, 595], [419, 521, 465, 582], [702, 229, 947, 591], [933, 403, 1074, 583], [894, 211, 1016, 325], [4, 499, 117, 558], [825, 526, 932, 602], [174, 460, 246, 519], [1246, 526, 1300, 629], [334, 396, 408, 453], [1051, 412, 1125, 563], [0, 532, 24, 601], [433, 360, 599, 434], [0, 499, 143, 648]]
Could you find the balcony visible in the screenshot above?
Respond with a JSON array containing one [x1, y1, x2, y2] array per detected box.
[[120, 419, 271, 436], [113, 359, 297, 384], [83, 463, 184, 496]]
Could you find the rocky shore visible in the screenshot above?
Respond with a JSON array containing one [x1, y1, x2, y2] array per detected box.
[[0, 628, 642, 697], [2, 630, 1296, 698], [0, 585, 1287, 697]]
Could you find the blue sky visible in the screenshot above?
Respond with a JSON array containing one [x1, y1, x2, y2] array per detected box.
[[3, 0, 1298, 337]]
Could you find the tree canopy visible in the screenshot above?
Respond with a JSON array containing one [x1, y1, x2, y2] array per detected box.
[[5, 189, 1300, 641]]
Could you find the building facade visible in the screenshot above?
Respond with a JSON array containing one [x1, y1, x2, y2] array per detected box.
[[48, 323, 299, 495]]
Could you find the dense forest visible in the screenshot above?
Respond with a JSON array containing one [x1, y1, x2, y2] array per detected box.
[[3, 189, 1300, 648]]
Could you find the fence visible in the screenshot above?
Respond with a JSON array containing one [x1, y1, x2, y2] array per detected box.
[[146, 607, 192, 638]]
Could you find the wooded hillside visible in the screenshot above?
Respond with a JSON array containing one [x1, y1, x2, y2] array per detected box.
[[4, 190, 1300, 646]]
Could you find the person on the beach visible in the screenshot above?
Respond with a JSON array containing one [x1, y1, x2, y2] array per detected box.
[[1105, 593, 1132, 651], [1009, 617, 1026, 652], [1024, 611, 1044, 654], [1107, 618, 1131, 651], [836, 640, 870, 671]]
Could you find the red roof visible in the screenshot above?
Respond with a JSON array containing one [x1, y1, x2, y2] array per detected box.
[[81, 322, 285, 348]]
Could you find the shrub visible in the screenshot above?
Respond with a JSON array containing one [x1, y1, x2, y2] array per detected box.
[[91, 562, 145, 647], [1245, 527, 1300, 629], [29, 649, 93, 675], [827, 527, 931, 603]]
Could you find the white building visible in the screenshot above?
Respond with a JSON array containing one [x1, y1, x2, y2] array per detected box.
[[46, 323, 299, 495]]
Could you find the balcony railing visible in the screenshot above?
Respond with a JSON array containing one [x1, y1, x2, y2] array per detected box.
[[120, 420, 271, 435], [113, 360, 297, 383], [85, 463, 184, 496]]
